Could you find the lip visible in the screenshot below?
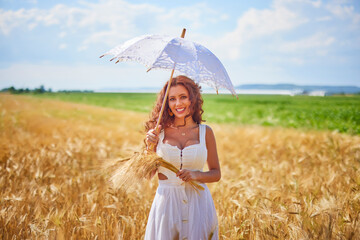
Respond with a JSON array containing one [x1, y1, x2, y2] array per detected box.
[[175, 107, 186, 114]]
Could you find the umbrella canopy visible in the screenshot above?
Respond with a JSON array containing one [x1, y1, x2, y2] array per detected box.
[[100, 34, 237, 96]]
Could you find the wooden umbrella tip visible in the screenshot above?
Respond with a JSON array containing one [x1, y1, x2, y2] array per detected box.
[[99, 55, 104, 58], [181, 28, 186, 38]]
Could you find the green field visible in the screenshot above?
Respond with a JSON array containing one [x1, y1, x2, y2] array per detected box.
[[19, 92, 360, 135]]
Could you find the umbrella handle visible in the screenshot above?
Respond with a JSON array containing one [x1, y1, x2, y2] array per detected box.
[[148, 28, 186, 152], [155, 28, 186, 130]]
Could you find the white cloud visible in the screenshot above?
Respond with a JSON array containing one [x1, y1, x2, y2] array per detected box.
[[288, 57, 305, 65], [316, 16, 332, 21], [281, 33, 335, 52], [0, 1, 158, 37], [0, 0, 228, 51], [77, 45, 88, 52], [58, 31, 67, 38], [154, 3, 228, 33], [326, 0, 360, 24], [327, 3, 353, 18], [59, 43, 67, 50], [217, 6, 308, 59], [0, 9, 26, 35], [0, 6, 64, 35], [273, 0, 322, 8], [26, 0, 38, 4], [214, 0, 360, 64]]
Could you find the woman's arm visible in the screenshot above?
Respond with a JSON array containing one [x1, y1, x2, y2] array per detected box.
[[177, 125, 221, 183]]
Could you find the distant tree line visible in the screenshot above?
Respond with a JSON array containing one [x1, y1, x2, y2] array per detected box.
[[1, 85, 93, 94], [1, 85, 50, 94]]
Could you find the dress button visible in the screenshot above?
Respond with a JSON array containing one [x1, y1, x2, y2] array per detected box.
[[182, 199, 187, 204], [183, 238, 188, 240]]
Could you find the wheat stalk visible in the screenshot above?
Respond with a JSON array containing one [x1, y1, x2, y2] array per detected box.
[[109, 149, 204, 194]]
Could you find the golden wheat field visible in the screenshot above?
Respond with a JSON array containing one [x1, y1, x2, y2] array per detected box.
[[1, 93, 360, 239]]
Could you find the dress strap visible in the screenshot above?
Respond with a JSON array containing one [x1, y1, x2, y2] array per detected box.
[[159, 130, 165, 143], [156, 130, 164, 153], [200, 124, 206, 145]]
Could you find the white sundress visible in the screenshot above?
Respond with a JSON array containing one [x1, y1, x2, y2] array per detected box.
[[145, 124, 219, 240]]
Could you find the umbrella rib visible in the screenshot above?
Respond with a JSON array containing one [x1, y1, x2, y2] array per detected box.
[[146, 39, 176, 72], [104, 35, 151, 63]]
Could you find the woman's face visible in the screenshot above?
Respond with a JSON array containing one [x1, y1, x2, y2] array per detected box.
[[168, 85, 191, 119]]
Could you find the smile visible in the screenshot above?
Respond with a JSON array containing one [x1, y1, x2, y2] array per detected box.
[[176, 108, 186, 113]]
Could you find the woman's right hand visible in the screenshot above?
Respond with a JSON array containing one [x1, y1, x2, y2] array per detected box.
[[145, 125, 162, 151]]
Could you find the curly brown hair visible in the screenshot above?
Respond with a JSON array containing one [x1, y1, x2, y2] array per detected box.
[[145, 75, 205, 131]]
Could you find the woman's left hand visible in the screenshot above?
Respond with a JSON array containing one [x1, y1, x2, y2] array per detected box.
[[176, 169, 199, 182]]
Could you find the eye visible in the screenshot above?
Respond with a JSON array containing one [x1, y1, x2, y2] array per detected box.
[[169, 97, 175, 101], [181, 95, 187, 99]]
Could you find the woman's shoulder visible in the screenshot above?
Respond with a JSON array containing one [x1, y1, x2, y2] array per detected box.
[[200, 123, 212, 130], [200, 124, 214, 136], [201, 124, 217, 147]]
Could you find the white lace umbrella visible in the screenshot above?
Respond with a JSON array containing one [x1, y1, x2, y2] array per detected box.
[[100, 29, 237, 135], [100, 29, 237, 96]]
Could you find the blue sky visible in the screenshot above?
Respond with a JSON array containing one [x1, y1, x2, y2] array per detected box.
[[0, 0, 359, 91]]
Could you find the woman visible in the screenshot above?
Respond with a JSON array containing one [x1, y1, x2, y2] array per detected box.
[[144, 75, 221, 240]]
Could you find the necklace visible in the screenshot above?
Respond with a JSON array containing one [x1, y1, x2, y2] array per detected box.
[[171, 124, 198, 136]]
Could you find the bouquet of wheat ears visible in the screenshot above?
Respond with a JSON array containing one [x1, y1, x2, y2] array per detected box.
[[107, 149, 204, 194]]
